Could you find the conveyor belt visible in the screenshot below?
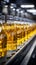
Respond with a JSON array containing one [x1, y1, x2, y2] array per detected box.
[[27, 47, 36, 65], [20, 36, 36, 65], [5, 35, 36, 65]]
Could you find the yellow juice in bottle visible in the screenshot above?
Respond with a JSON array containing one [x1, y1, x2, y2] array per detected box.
[[0, 27, 7, 58]]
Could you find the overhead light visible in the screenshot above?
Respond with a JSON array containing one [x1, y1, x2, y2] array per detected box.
[[27, 9, 36, 15], [11, 3, 16, 8], [10, 6, 13, 8], [32, 12, 36, 15], [5, 5, 8, 8], [27, 9, 36, 12], [13, 8, 15, 11], [21, 4, 34, 8], [21, 10, 23, 13], [16, 9, 19, 12]]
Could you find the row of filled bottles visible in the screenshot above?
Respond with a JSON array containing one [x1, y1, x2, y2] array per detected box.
[[0, 23, 36, 57]]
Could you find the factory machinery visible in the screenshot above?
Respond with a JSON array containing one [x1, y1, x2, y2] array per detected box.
[[5, 35, 36, 65], [0, 14, 36, 65], [0, 1, 36, 65]]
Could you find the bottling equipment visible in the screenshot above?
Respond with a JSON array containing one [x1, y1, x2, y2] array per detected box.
[[0, 1, 36, 64], [0, 15, 7, 58], [0, 14, 36, 57], [2, 15, 17, 57], [0, 28, 7, 57]]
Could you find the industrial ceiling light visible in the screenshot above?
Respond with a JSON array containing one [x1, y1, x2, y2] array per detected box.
[[32, 12, 36, 15], [13, 8, 15, 11], [16, 9, 19, 12], [21, 4, 34, 8], [10, 6, 13, 8], [11, 3, 16, 8], [27, 9, 36, 12], [27, 9, 36, 15], [21, 10, 23, 13]]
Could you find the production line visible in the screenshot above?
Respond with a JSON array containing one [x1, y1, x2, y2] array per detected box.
[[5, 35, 36, 65], [0, 0, 36, 65], [0, 15, 36, 65]]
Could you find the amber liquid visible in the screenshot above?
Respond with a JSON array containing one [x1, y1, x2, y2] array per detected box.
[[0, 29, 7, 57]]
